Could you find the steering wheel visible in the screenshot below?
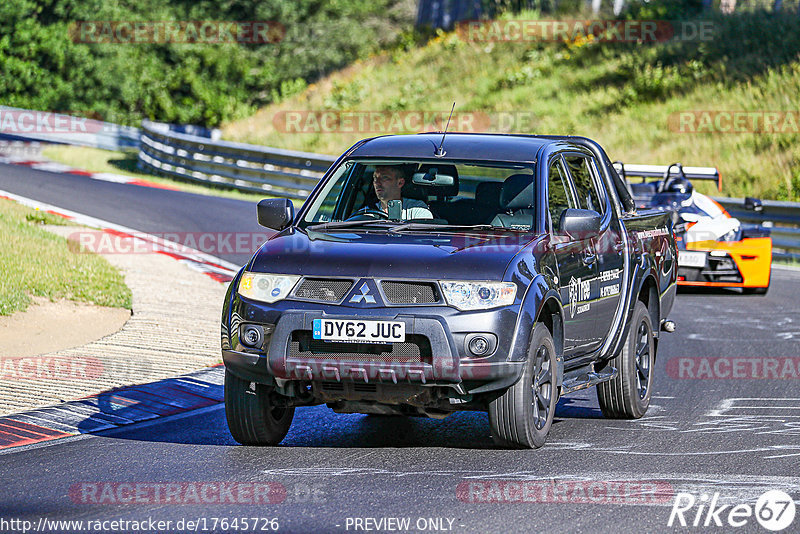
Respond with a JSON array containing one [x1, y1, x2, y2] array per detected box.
[[344, 207, 389, 221]]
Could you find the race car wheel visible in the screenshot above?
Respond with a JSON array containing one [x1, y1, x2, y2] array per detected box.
[[489, 323, 557, 449], [597, 300, 654, 419], [225, 370, 294, 445]]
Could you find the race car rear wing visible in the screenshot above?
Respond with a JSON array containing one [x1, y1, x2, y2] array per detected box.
[[613, 162, 722, 191]]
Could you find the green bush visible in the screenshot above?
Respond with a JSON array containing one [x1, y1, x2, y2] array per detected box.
[[0, 0, 415, 127]]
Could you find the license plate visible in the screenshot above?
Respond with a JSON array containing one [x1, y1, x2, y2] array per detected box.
[[678, 250, 706, 268], [312, 319, 405, 343]]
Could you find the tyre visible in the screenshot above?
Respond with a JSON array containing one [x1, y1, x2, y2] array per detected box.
[[597, 300, 654, 419], [489, 323, 558, 449], [224, 369, 294, 445]]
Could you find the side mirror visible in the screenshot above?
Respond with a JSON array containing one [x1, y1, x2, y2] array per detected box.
[[257, 198, 294, 230], [560, 208, 602, 240], [744, 197, 763, 212]]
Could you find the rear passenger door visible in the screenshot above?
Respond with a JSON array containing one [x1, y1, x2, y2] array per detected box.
[[563, 154, 624, 348], [548, 156, 598, 358]]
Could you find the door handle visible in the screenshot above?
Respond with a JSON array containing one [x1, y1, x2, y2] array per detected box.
[[614, 242, 625, 252], [582, 253, 596, 266]]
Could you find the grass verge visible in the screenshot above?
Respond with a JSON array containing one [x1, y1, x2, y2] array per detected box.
[[0, 199, 132, 315], [41, 145, 270, 202]]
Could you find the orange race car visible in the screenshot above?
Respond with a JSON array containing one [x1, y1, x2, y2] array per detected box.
[[615, 163, 772, 294]]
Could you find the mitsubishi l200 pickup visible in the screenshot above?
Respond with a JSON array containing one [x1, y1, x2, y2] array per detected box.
[[221, 133, 677, 448]]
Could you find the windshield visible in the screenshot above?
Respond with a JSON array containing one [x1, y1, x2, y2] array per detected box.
[[299, 159, 536, 231]]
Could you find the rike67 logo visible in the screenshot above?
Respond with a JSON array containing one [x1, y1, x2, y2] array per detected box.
[[668, 490, 796, 531]]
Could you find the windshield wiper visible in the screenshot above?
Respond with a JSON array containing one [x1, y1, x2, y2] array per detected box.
[[307, 219, 399, 231], [388, 223, 499, 233]]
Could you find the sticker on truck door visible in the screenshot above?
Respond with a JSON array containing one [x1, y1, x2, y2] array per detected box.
[[569, 276, 591, 318]]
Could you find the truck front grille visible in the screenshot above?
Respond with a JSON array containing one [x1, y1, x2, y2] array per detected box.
[[294, 278, 353, 301], [381, 281, 438, 304]]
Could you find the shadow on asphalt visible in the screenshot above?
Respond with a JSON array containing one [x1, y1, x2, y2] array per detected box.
[[91, 395, 604, 449], [676, 285, 752, 297]]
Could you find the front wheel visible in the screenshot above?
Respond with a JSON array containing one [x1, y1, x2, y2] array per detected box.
[[488, 323, 558, 449], [224, 370, 294, 445], [597, 300, 654, 419]]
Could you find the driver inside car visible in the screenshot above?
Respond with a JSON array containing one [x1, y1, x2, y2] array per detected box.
[[371, 165, 433, 220]]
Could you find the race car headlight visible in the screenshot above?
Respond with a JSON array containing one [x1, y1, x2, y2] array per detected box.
[[237, 272, 300, 303], [440, 281, 517, 311]]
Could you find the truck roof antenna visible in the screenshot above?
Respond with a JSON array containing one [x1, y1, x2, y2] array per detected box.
[[435, 102, 455, 158]]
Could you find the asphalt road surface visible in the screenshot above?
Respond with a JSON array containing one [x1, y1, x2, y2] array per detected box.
[[0, 162, 264, 266], [1, 164, 799, 533]]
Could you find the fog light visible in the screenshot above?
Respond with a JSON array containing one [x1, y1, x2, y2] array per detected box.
[[241, 324, 264, 348], [468, 336, 489, 356]]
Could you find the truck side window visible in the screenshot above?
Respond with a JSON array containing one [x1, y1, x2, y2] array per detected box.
[[565, 155, 603, 215], [548, 159, 573, 232]]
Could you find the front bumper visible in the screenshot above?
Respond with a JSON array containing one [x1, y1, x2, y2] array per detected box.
[[222, 298, 526, 395], [677, 237, 772, 288]]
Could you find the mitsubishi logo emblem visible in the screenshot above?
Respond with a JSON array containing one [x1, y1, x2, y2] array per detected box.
[[349, 282, 376, 303]]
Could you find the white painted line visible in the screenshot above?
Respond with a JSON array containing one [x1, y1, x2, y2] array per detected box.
[[91, 172, 137, 184], [708, 398, 800, 418], [29, 162, 75, 173]]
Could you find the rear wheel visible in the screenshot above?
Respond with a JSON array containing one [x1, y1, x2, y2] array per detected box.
[[597, 301, 654, 419], [225, 369, 294, 445], [489, 323, 557, 449]]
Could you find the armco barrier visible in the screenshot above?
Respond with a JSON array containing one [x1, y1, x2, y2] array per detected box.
[[715, 197, 800, 261], [137, 120, 334, 200]]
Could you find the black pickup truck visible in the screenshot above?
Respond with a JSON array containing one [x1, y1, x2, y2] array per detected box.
[[221, 133, 677, 448]]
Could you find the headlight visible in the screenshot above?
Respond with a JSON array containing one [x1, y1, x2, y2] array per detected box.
[[440, 281, 517, 311], [237, 272, 300, 303]]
